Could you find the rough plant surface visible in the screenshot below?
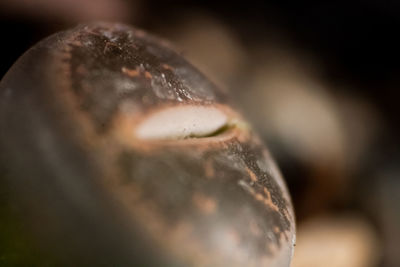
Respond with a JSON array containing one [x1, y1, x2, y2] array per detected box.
[[0, 22, 295, 266]]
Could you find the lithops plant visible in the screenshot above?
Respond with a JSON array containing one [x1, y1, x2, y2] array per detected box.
[[0, 22, 295, 266]]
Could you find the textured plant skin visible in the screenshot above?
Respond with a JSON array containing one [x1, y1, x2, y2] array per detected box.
[[0, 22, 295, 266]]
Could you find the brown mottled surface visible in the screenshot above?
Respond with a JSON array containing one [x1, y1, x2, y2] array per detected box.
[[0, 22, 295, 266]]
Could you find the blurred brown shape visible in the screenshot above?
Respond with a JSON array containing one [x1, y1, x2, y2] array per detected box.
[[156, 12, 246, 88], [234, 42, 381, 219], [291, 215, 381, 267], [0, 0, 136, 23]]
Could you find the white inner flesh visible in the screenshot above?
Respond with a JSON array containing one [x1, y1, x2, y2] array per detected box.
[[135, 105, 228, 140]]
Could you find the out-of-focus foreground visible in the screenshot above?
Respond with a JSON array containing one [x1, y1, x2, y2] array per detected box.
[[0, 1, 399, 266]]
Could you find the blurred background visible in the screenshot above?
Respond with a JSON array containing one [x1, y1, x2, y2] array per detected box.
[[1, 0, 399, 266]]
